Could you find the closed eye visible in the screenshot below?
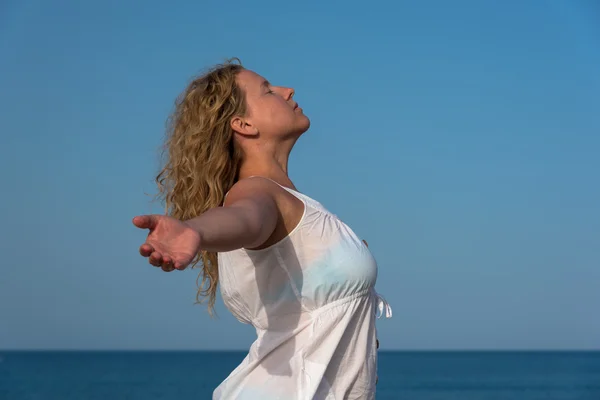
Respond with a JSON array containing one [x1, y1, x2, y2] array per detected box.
[[262, 80, 275, 94]]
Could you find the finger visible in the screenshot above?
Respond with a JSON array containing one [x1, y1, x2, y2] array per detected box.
[[363, 239, 369, 248], [139, 244, 154, 257], [161, 263, 175, 272], [149, 251, 163, 267], [162, 257, 175, 271], [132, 215, 158, 230], [174, 262, 185, 271]]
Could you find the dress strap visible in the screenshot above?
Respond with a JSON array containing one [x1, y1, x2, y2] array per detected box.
[[223, 176, 297, 204], [246, 175, 299, 192]]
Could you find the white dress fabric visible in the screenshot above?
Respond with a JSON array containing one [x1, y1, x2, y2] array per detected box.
[[214, 179, 392, 400]]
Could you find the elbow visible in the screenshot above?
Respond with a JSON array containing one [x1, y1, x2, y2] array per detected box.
[[241, 206, 277, 249], [243, 216, 274, 249]]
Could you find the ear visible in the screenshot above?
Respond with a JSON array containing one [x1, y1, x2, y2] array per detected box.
[[230, 116, 259, 137]]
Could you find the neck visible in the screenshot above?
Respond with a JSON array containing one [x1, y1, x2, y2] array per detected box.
[[238, 139, 297, 188]]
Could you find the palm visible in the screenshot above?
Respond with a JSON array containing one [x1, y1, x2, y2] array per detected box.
[[133, 215, 200, 270], [147, 217, 199, 265]]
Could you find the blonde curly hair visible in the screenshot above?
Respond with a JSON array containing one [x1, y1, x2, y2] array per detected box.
[[156, 58, 246, 315]]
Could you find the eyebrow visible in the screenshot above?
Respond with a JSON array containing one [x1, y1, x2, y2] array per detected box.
[[261, 80, 271, 88]]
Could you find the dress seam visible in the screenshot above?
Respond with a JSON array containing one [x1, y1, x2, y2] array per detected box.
[[311, 288, 373, 318]]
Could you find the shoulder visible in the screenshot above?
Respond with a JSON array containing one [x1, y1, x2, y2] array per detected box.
[[223, 176, 286, 208], [225, 177, 305, 249]]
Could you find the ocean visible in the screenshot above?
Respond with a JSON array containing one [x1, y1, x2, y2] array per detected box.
[[0, 351, 598, 399]]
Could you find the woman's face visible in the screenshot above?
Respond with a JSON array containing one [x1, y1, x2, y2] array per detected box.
[[232, 70, 310, 142]]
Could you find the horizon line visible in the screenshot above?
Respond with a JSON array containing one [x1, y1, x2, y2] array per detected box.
[[1, 349, 599, 353]]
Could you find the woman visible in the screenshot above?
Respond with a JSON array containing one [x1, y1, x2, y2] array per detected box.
[[132, 59, 392, 399]]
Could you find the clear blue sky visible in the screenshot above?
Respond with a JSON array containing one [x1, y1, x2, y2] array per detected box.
[[1, 0, 598, 351]]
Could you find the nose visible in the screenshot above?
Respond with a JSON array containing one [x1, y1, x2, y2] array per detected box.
[[285, 87, 295, 100]]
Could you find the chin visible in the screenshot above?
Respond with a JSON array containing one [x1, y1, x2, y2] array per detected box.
[[285, 114, 310, 139], [298, 115, 311, 134]]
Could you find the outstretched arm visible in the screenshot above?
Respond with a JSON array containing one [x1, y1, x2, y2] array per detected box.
[[186, 179, 279, 252], [132, 178, 279, 270]]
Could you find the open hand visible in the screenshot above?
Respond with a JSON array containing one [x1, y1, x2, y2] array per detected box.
[[132, 215, 201, 272]]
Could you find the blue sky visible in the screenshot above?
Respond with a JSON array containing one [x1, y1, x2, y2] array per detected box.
[[1, 0, 598, 351]]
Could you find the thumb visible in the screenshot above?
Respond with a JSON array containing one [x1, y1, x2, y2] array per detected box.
[[132, 215, 159, 230]]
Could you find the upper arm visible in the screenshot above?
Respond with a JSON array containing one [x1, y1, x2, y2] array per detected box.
[[223, 178, 280, 248]]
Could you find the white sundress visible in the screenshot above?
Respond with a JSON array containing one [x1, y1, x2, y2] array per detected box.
[[214, 179, 392, 399]]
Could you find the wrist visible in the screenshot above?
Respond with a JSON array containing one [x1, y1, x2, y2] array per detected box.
[[184, 219, 205, 248]]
